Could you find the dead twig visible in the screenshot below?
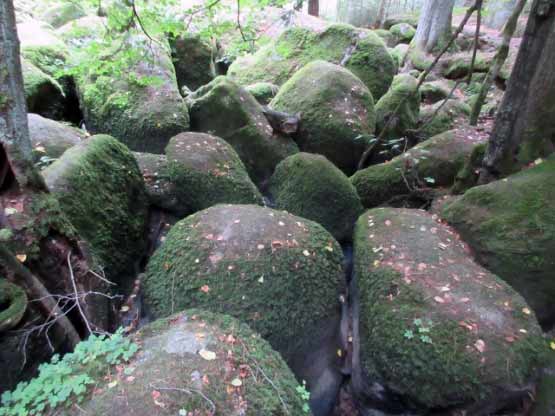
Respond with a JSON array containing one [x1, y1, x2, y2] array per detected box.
[[150, 384, 216, 413]]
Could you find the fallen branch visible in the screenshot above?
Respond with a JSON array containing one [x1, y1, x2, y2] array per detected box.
[[466, 0, 483, 84], [357, 0, 481, 170], [0, 245, 81, 349], [68, 252, 92, 336]]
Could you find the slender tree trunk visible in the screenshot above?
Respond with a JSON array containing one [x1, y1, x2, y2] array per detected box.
[[308, 0, 319, 16], [412, 0, 456, 52], [485, 0, 519, 29], [470, 0, 527, 125], [479, 0, 555, 182], [376, 0, 391, 28]]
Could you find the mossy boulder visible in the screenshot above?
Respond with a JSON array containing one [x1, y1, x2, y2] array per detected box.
[[64, 22, 190, 153], [165, 132, 263, 213], [0, 280, 27, 333], [352, 208, 546, 411], [143, 204, 344, 360], [133, 152, 180, 214], [383, 15, 419, 30], [27, 114, 85, 163], [389, 43, 409, 68], [188, 76, 298, 187], [39, 2, 86, 28], [69, 310, 311, 415], [245, 82, 279, 105], [373, 29, 397, 47], [21, 58, 66, 120], [270, 60, 375, 175], [441, 158, 555, 327], [170, 34, 215, 92], [269, 152, 363, 242], [375, 74, 420, 141], [420, 80, 452, 104], [228, 24, 395, 100], [43, 135, 148, 280], [389, 23, 416, 44], [407, 47, 434, 71], [452, 142, 487, 194], [351, 129, 485, 208], [418, 99, 471, 139], [440, 53, 490, 80]]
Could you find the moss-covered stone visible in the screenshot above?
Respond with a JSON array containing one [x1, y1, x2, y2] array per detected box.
[[418, 99, 471, 139], [0, 280, 27, 332], [170, 34, 215, 92], [64, 20, 190, 153], [43, 135, 148, 280], [39, 2, 86, 29], [441, 158, 555, 327], [389, 43, 409, 69], [407, 47, 434, 71], [269, 152, 363, 242], [452, 142, 487, 194], [440, 53, 490, 80], [188, 76, 298, 187], [165, 132, 263, 213], [270, 60, 375, 175], [351, 129, 485, 208], [353, 208, 546, 411], [389, 23, 416, 44], [420, 80, 452, 104], [27, 113, 85, 163], [532, 351, 555, 416], [245, 82, 279, 105], [66, 310, 311, 415], [383, 15, 419, 30], [21, 58, 66, 120], [228, 24, 395, 100], [143, 204, 344, 360], [375, 73, 420, 141], [373, 29, 397, 47]]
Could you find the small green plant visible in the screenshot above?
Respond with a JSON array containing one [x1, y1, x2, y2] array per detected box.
[[296, 380, 311, 414], [404, 318, 434, 344], [0, 328, 138, 416]]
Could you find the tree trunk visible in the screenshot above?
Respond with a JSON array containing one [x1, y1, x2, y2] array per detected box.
[[412, 0, 456, 53], [480, 0, 555, 181], [376, 0, 391, 28], [485, 0, 519, 29], [470, 0, 527, 125], [308, 0, 319, 16]]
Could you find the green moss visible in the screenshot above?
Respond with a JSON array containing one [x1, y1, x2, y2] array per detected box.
[[43, 135, 148, 280], [269, 152, 363, 242], [270, 60, 375, 175], [245, 82, 279, 105], [375, 73, 420, 140], [170, 34, 215, 92], [408, 47, 434, 71], [373, 29, 396, 47], [189, 76, 298, 186], [354, 208, 546, 409], [21, 58, 65, 119], [452, 142, 487, 194], [0, 280, 27, 332], [71, 310, 310, 416], [166, 132, 263, 213], [418, 99, 471, 139], [442, 54, 490, 79], [40, 3, 86, 28], [143, 204, 344, 360], [420, 80, 451, 104], [351, 130, 484, 207], [228, 24, 394, 100], [389, 23, 416, 43], [441, 158, 555, 327]]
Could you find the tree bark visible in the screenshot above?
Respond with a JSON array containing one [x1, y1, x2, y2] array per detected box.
[[308, 0, 319, 16], [470, 0, 527, 125], [480, 0, 555, 181], [485, 0, 519, 30], [412, 0, 456, 53], [376, 0, 391, 28]]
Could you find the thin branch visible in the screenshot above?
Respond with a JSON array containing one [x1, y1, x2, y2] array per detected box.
[[466, 0, 483, 84], [357, 0, 481, 170], [68, 252, 93, 336]]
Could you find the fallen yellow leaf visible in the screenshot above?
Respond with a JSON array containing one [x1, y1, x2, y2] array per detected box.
[[199, 349, 216, 361]]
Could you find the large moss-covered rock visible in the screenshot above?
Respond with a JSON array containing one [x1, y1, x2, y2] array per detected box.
[[420, 80, 452, 104], [389, 23, 416, 43], [352, 208, 546, 411], [228, 24, 395, 100], [21, 58, 66, 120], [269, 152, 363, 242], [39, 2, 86, 28], [188, 76, 298, 187], [165, 132, 263, 212], [440, 53, 490, 80], [389, 43, 409, 68], [143, 204, 344, 359], [270, 61, 375, 175], [418, 99, 471, 139], [441, 158, 555, 327], [375, 73, 420, 141], [27, 114, 85, 163], [64, 20, 189, 153], [63, 310, 310, 415], [43, 135, 148, 279], [351, 129, 485, 208], [0, 280, 27, 333], [170, 34, 215, 92]]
